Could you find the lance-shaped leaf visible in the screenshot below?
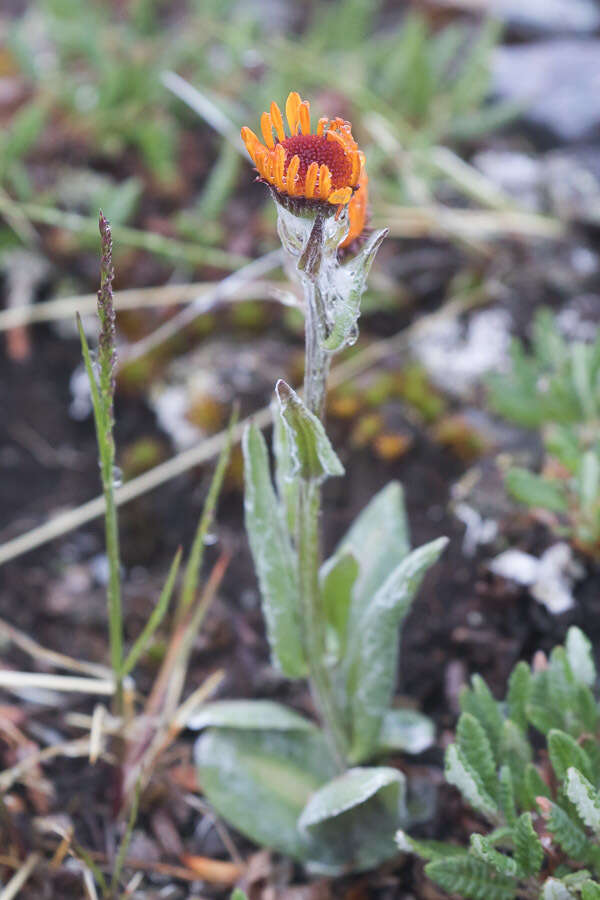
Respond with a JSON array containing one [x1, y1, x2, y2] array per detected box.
[[195, 727, 337, 864], [297, 766, 406, 872], [187, 700, 316, 732], [425, 855, 516, 900], [275, 380, 344, 483], [346, 537, 448, 762], [272, 397, 299, 534], [319, 550, 358, 662], [445, 743, 499, 821], [336, 481, 410, 637], [322, 228, 388, 352], [505, 467, 568, 513], [243, 424, 306, 677], [377, 708, 435, 756], [565, 768, 600, 834], [566, 627, 596, 687]]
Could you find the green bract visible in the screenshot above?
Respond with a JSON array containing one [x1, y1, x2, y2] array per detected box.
[[399, 627, 600, 899]]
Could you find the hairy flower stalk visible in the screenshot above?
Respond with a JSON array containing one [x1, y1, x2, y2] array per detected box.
[[242, 93, 387, 766]]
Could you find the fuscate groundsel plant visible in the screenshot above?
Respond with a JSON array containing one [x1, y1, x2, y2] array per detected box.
[[398, 627, 600, 900], [191, 92, 448, 874]]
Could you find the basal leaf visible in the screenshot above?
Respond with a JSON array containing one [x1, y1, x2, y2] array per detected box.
[[445, 743, 498, 821], [513, 812, 543, 876], [195, 727, 336, 863], [320, 551, 358, 662], [187, 700, 316, 732], [347, 537, 448, 762], [243, 424, 306, 677], [377, 708, 435, 756], [565, 768, 600, 835], [425, 855, 516, 900], [505, 467, 568, 513], [298, 766, 405, 873]]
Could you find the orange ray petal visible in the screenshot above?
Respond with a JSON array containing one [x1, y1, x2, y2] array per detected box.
[[299, 101, 311, 135], [350, 150, 361, 186], [240, 126, 261, 162], [305, 161, 318, 198], [274, 143, 285, 190], [260, 112, 275, 149], [328, 187, 353, 204], [286, 154, 300, 194], [285, 92, 302, 136], [270, 102, 285, 142], [319, 164, 331, 199], [317, 117, 328, 136]]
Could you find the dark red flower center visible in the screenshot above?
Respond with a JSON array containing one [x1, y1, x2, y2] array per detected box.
[[280, 134, 352, 189]]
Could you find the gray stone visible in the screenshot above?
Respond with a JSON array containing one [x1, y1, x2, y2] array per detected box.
[[489, 0, 600, 36], [493, 41, 600, 142]]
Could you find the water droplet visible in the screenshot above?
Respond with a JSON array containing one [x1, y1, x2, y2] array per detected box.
[[112, 465, 123, 489], [203, 532, 218, 546], [345, 324, 359, 347]]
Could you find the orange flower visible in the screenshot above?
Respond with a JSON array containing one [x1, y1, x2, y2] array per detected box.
[[241, 91, 368, 247]]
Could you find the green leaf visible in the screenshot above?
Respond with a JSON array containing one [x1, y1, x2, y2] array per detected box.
[[320, 551, 358, 662], [396, 830, 467, 862], [460, 675, 504, 764], [230, 892, 248, 900], [275, 380, 344, 483], [513, 812, 543, 876], [566, 627, 596, 687], [195, 727, 336, 864], [298, 766, 405, 872], [456, 713, 497, 801], [506, 661, 531, 732], [501, 720, 533, 808], [582, 882, 600, 900], [272, 397, 299, 535], [121, 547, 181, 677], [505, 467, 568, 513], [525, 763, 551, 807], [347, 537, 448, 762], [498, 765, 517, 827], [548, 730, 593, 783], [445, 743, 498, 821], [542, 879, 576, 900], [425, 855, 516, 900], [543, 801, 589, 861], [565, 768, 600, 835], [470, 834, 517, 877], [377, 708, 435, 755], [187, 700, 316, 732], [336, 481, 410, 635], [242, 424, 306, 678]]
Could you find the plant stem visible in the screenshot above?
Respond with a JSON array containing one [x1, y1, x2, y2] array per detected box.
[[298, 276, 347, 768], [102, 446, 124, 715]]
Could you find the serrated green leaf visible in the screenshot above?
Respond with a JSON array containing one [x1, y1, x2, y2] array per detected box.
[[514, 812, 543, 876], [187, 700, 316, 732], [544, 801, 589, 861], [445, 743, 498, 821], [195, 727, 336, 864], [582, 882, 600, 900], [457, 713, 497, 801], [566, 628, 596, 688], [460, 675, 504, 763], [347, 537, 448, 762], [377, 708, 435, 756], [298, 767, 406, 872], [396, 830, 467, 861], [506, 467, 568, 513], [275, 380, 344, 483], [425, 855, 516, 900], [320, 551, 358, 662], [565, 768, 600, 835], [498, 765, 517, 827], [506, 661, 531, 732], [470, 834, 517, 877], [548, 731, 593, 783], [501, 720, 532, 808], [525, 763, 551, 807], [243, 424, 306, 678]]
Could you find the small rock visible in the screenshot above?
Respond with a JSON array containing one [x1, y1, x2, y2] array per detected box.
[[415, 308, 511, 399], [488, 0, 600, 37], [488, 542, 586, 614], [493, 41, 600, 143]]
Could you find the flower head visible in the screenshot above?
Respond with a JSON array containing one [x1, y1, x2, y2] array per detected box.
[[241, 92, 367, 247]]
